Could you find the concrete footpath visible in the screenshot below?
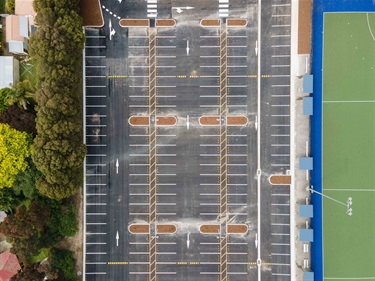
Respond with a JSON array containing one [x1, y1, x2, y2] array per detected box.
[[290, 0, 313, 280]]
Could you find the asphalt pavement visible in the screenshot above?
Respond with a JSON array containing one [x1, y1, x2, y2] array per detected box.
[[84, 0, 292, 280]]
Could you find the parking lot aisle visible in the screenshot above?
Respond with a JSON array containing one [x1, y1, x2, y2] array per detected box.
[[84, 28, 110, 281], [260, 0, 292, 280]]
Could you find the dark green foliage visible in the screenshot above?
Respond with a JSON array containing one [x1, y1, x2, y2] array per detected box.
[[11, 235, 43, 258], [10, 262, 46, 281], [50, 248, 76, 281], [0, 105, 36, 135], [0, 88, 11, 113], [29, 0, 86, 200], [12, 160, 41, 199], [0, 188, 21, 213]]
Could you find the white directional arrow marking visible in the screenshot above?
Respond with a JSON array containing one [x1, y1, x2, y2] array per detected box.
[[255, 40, 258, 56], [109, 20, 116, 41], [172, 6, 194, 13], [186, 40, 190, 56], [187, 233, 190, 249], [118, 0, 122, 3], [255, 115, 258, 131], [187, 115, 190, 130], [116, 159, 119, 174], [116, 231, 119, 246], [255, 233, 258, 249]]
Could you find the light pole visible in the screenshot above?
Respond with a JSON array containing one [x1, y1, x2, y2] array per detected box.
[[308, 185, 353, 216]]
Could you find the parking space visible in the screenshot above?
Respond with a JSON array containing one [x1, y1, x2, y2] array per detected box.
[[260, 0, 292, 280]]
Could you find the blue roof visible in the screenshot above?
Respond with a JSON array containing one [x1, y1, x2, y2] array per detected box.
[[304, 271, 314, 281], [303, 97, 313, 116], [299, 157, 313, 170], [299, 205, 314, 218], [300, 229, 314, 242], [303, 75, 313, 93]]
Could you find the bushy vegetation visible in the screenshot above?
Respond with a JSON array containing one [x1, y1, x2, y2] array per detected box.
[[29, 0, 86, 200], [0, 123, 32, 189], [50, 248, 76, 281], [5, 0, 14, 13]]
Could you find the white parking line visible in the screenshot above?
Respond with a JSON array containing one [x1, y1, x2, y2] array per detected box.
[[271, 233, 290, 236]]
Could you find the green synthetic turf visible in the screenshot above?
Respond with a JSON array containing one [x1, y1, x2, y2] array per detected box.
[[323, 13, 375, 281]]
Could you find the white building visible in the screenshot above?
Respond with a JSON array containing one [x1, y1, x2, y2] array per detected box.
[[0, 56, 20, 89]]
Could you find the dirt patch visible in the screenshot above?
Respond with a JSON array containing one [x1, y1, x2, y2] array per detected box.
[[227, 224, 248, 234], [227, 19, 247, 27], [269, 175, 292, 185], [199, 224, 220, 234], [129, 224, 150, 234], [199, 116, 220, 126], [129, 116, 150, 126], [156, 224, 177, 234], [156, 116, 177, 126], [79, 0, 104, 27], [156, 19, 176, 27], [226, 116, 248, 126], [298, 0, 312, 54], [201, 19, 220, 27], [120, 19, 149, 27], [55, 191, 83, 278]]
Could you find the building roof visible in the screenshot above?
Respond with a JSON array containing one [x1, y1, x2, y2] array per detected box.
[[5, 15, 23, 42], [0, 252, 21, 281], [8, 41, 27, 54], [299, 229, 314, 242], [304, 271, 314, 281], [299, 204, 314, 218], [303, 74, 314, 93], [299, 157, 313, 170], [303, 97, 313, 116], [0, 57, 17, 88], [15, 0, 36, 17]]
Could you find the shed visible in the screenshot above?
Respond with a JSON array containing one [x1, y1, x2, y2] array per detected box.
[[303, 97, 313, 115], [0, 57, 20, 89], [299, 157, 313, 170], [299, 204, 314, 218], [299, 229, 314, 242], [304, 271, 314, 281], [303, 75, 313, 93]]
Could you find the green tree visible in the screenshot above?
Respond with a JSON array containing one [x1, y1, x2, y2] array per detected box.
[[12, 160, 41, 200], [0, 124, 32, 188], [5, 80, 35, 110], [5, 0, 15, 13], [10, 262, 46, 281], [0, 188, 21, 213], [50, 248, 76, 281]]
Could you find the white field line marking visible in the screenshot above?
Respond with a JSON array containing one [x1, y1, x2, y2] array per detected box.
[[323, 189, 375, 192], [323, 100, 375, 103], [367, 13, 375, 41]]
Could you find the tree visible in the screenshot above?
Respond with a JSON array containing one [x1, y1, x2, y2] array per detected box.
[[0, 200, 51, 239], [12, 161, 41, 200], [5, 80, 35, 110], [10, 263, 46, 281], [50, 248, 76, 281], [0, 188, 21, 213], [0, 105, 37, 135], [0, 124, 32, 188]]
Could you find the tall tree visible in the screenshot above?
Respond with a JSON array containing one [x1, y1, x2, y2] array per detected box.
[[0, 124, 32, 188]]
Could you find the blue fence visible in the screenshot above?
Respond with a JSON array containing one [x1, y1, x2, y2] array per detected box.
[[310, 1, 375, 280]]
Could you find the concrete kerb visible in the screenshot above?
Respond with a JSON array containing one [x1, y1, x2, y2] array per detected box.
[[82, 29, 87, 281], [199, 224, 221, 234], [199, 116, 221, 126], [200, 19, 221, 27], [128, 224, 150, 234]]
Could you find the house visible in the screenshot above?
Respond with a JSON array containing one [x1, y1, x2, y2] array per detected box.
[[5, 15, 29, 54], [0, 56, 19, 89], [4, 0, 36, 55], [0, 252, 21, 281]]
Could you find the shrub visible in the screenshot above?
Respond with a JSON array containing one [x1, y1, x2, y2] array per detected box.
[[5, 0, 14, 13], [50, 248, 76, 281]]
